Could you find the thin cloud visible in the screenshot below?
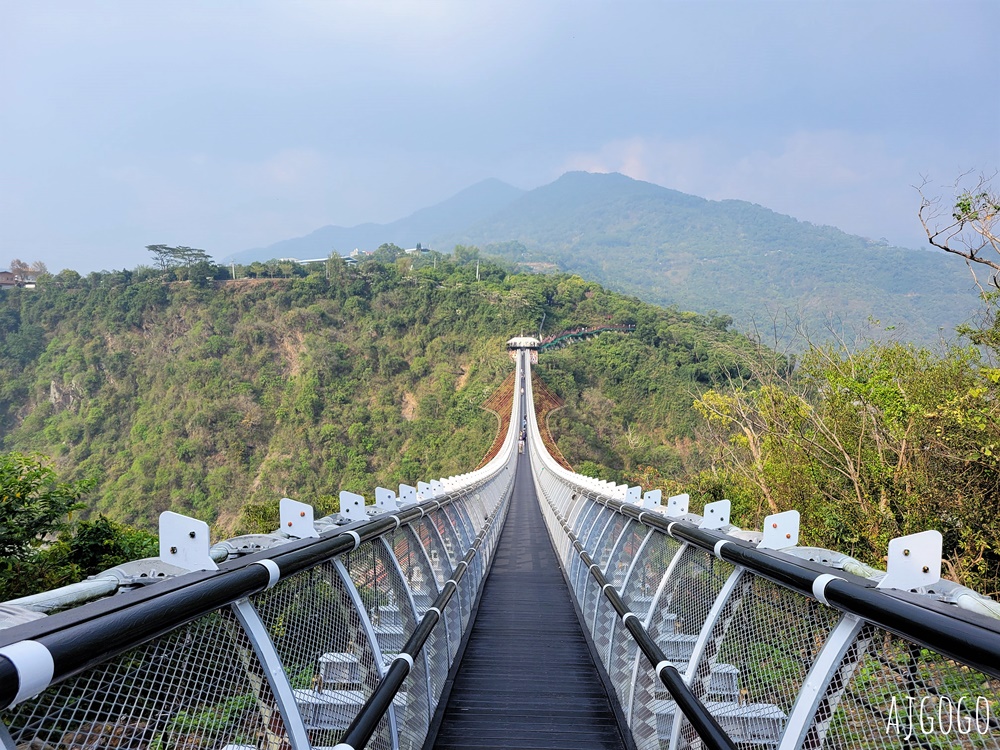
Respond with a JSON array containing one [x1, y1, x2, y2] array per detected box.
[[1, 1, 996, 272]]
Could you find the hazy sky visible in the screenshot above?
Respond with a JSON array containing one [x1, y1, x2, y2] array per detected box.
[[2, 1, 997, 273]]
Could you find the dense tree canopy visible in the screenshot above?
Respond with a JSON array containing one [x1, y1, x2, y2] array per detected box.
[[685, 182, 1000, 592], [0, 252, 754, 545], [4, 235, 997, 597], [0, 451, 93, 557], [0, 452, 155, 599]]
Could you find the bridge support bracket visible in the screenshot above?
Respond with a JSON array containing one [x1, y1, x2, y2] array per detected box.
[[878, 530, 942, 591], [159, 512, 218, 571]]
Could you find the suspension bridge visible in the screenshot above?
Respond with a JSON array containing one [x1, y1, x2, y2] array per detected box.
[[2, 343, 1000, 750]]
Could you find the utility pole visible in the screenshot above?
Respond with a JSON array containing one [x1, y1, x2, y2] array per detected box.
[[476, 260, 480, 282]]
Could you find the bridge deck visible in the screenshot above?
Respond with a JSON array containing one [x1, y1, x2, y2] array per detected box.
[[432, 454, 627, 750]]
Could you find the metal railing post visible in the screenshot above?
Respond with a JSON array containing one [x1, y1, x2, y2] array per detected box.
[[379, 536, 434, 725], [333, 558, 399, 750], [230, 598, 312, 750]]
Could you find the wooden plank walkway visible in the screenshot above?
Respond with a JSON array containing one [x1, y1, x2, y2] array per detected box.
[[431, 453, 627, 750]]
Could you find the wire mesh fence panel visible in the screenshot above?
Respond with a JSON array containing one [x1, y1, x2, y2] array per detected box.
[[3, 610, 287, 750], [448, 495, 475, 538], [602, 531, 669, 708], [443, 585, 463, 663], [428, 511, 471, 629], [481, 496, 500, 563], [676, 576, 840, 750], [411, 518, 452, 590], [584, 516, 631, 630], [393, 659, 431, 750], [629, 545, 735, 749], [422, 618, 450, 705], [389, 526, 439, 619], [388, 526, 449, 706], [467, 488, 493, 534], [428, 511, 462, 573], [414, 511, 464, 665], [819, 626, 1000, 749], [456, 571, 475, 633], [593, 524, 648, 676], [343, 543, 414, 667], [571, 504, 612, 591], [248, 561, 390, 750], [560, 487, 582, 517], [441, 503, 473, 549], [351, 536, 434, 748], [456, 498, 480, 542], [627, 535, 685, 621], [486, 502, 506, 566], [566, 491, 594, 532], [382, 644, 431, 750], [572, 498, 605, 537], [560, 511, 577, 565], [614, 534, 686, 734], [574, 510, 616, 600], [592, 593, 615, 675], [445, 501, 483, 582]]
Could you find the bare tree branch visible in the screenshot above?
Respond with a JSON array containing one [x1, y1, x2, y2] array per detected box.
[[917, 172, 1000, 287]]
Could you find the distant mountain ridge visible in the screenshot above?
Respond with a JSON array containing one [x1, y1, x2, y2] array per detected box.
[[226, 178, 525, 263], [234, 171, 981, 344]]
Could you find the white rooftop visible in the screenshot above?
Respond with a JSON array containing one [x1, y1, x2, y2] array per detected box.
[[507, 336, 541, 348]]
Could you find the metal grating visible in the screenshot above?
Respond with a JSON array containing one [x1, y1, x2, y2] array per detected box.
[[249, 560, 391, 750], [820, 627, 1000, 749], [584, 516, 631, 630], [676, 576, 840, 749], [5, 611, 287, 750], [389, 526, 447, 705]]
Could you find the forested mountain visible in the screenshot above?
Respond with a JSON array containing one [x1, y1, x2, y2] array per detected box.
[[3, 248, 998, 592], [0, 257, 753, 535], [227, 178, 524, 264], [235, 172, 980, 346], [439, 172, 981, 345]]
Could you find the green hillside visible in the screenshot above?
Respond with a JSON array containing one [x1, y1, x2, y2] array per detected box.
[[0, 257, 754, 533], [437, 172, 981, 346]]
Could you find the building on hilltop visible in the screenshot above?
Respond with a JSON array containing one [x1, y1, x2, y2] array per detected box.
[[1, 270, 39, 290]]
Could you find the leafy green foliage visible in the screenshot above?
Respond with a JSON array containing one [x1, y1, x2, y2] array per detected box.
[[0, 255, 749, 544], [69, 515, 158, 576], [0, 452, 93, 557], [0, 452, 158, 598], [694, 336, 1000, 591]]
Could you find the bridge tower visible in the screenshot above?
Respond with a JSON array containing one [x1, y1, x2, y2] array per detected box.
[[506, 335, 540, 363]]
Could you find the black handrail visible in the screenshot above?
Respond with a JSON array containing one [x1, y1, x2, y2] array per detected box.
[[0, 484, 504, 711], [575, 492, 1000, 680]]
